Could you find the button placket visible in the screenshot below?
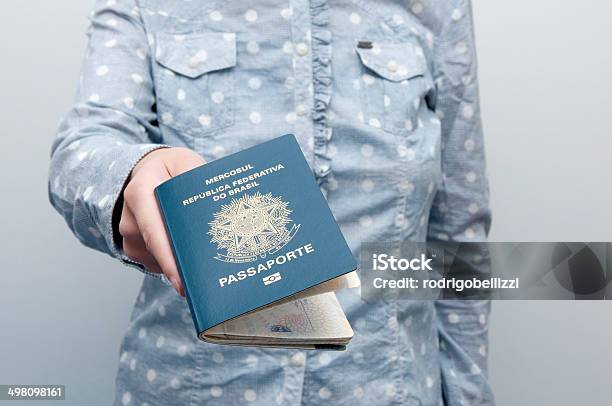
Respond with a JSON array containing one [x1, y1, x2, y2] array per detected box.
[[288, 0, 315, 163]]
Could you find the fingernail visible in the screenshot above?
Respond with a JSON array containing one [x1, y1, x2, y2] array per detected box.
[[170, 277, 181, 296]]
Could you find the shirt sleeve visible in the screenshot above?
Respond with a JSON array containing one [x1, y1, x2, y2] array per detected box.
[[48, 0, 167, 278], [427, 1, 495, 404]]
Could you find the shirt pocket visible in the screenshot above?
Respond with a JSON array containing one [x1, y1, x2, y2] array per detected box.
[[154, 32, 236, 137], [355, 39, 435, 136]]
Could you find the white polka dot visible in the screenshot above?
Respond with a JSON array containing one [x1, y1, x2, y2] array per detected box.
[[359, 215, 373, 227], [285, 76, 295, 89], [362, 74, 375, 86], [131, 73, 144, 84], [177, 89, 186, 101], [468, 203, 479, 214], [285, 112, 297, 124], [211, 91, 225, 104], [465, 227, 476, 239], [211, 386, 223, 397], [387, 316, 399, 330], [384, 95, 391, 107], [357, 111, 365, 123], [471, 363, 482, 375], [385, 383, 396, 397], [198, 115, 211, 127], [107, 18, 118, 27], [349, 12, 361, 24], [246, 40, 259, 54], [354, 386, 364, 398], [352, 79, 361, 90], [161, 112, 173, 124], [361, 179, 375, 193], [404, 119, 414, 131], [105, 39, 117, 48], [420, 342, 427, 355], [425, 376, 434, 388], [464, 138, 475, 151], [212, 352, 224, 363], [456, 41, 468, 54], [412, 2, 424, 14], [122, 392, 131, 405], [209, 10, 222, 21], [244, 389, 257, 402], [397, 145, 416, 160], [479, 313, 487, 325], [88, 94, 100, 103], [448, 313, 460, 324], [138, 327, 146, 339], [249, 112, 262, 124], [248, 77, 261, 90], [392, 14, 404, 25], [136, 48, 146, 60], [466, 171, 477, 182], [129, 359, 136, 370], [170, 378, 180, 389], [327, 177, 338, 191], [318, 352, 332, 366], [280, 7, 293, 19], [96, 66, 109, 76], [212, 144, 226, 157], [319, 387, 331, 399], [462, 105, 475, 119], [282, 41, 293, 54], [156, 336, 165, 348], [452, 9, 463, 21], [146, 369, 157, 382], [245, 354, 259, 368], [177, 345, 188, 356], [398, 180, 415, 194], [360, 144, 374, 157], [368, 118, 381, 128], [123, 97, 135, 109], [479, 344, 487, 356], [223, 33, 235, 42], [245, 9, 258, 22]]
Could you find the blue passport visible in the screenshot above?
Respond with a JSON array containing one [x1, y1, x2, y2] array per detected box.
[[155, 135, 357, 349]]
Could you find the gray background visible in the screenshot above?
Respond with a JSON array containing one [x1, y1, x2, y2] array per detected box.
[[0, 1, 611, 405]]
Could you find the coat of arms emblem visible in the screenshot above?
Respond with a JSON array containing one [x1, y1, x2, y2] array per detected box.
[[208, 192, 300, 263]]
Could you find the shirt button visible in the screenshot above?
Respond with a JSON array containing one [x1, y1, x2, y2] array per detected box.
[[291, 352, 305, 367], [387, 60, 399, 72], [295, 43, 309, 56], [295, 104, 308, 117]]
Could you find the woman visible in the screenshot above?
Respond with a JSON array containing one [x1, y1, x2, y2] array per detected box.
[[49, 0, 493, 404]]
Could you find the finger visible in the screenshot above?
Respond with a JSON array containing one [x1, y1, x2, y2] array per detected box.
[[167, 149, 206, 176], [119, 203, 140, 240], [123, 237, 158, 268], [124, 165, 184, 295]]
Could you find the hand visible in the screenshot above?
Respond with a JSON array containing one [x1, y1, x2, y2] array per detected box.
[[119, 147, 205, 296]]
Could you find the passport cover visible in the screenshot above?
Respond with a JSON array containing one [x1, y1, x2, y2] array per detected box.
[[155, 134, 357, 340]]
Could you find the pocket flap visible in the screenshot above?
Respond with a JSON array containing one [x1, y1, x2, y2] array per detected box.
[[155, 32, 236, 78], [355, 41, 426, 82]]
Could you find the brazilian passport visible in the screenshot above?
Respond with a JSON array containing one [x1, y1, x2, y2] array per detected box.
[[155, 134, 359, 349]]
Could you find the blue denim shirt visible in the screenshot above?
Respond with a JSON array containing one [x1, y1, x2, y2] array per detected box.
[[49, 0, 493, 405]]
